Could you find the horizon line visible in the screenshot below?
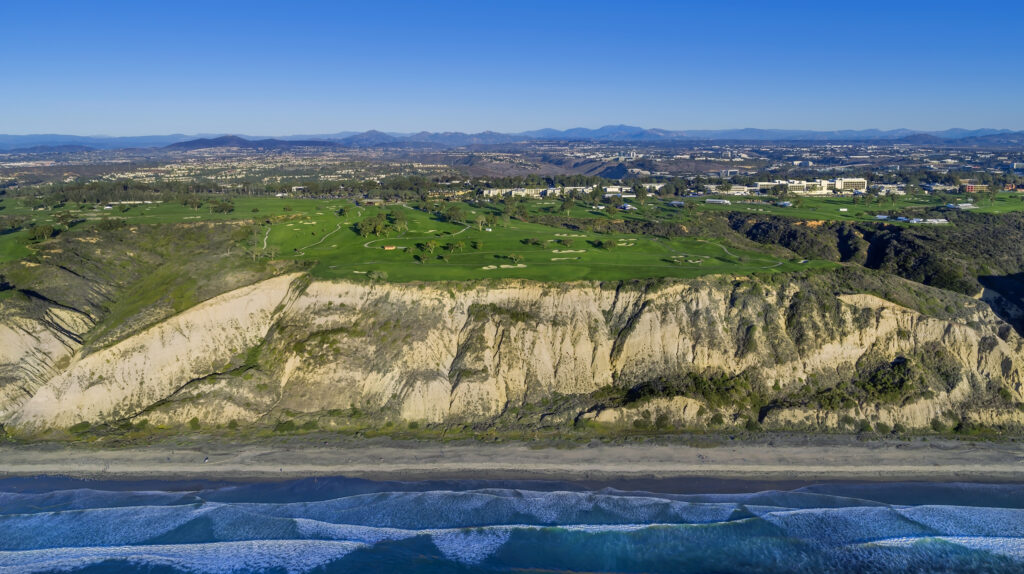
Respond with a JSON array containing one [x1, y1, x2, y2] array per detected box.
[[1, 126, 1020, 139]]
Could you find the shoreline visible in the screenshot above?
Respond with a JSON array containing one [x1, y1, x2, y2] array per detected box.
[[2, 437, 1023, 484]]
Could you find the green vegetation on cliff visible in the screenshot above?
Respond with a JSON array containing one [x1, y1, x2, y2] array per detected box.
[[1, 190, 1024, 443]]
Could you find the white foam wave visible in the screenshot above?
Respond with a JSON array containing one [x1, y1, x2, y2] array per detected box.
[[0, 539, 363, 574], [295, 518, 692, 565], [430, 527, 512, 564], [256, 489, 743, 528], [896, 506, 1024, 538], [759, 506, 930, 545], [870, 536, 1024, 561], [0, 502, 218, 551]]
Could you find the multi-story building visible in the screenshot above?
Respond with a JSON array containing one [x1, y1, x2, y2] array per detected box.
[[831, 178, 868, 192]]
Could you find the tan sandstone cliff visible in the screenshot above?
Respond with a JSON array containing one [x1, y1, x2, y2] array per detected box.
[[2, 272, 1022, 434]]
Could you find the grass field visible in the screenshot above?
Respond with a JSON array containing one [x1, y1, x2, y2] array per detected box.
[[687, 192, 1024, 221], [2, 192, 1022, 281], [266, 203, 828, 281]]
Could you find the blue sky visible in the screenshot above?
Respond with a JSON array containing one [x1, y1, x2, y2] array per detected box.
[[2, 0, 1022, 135]]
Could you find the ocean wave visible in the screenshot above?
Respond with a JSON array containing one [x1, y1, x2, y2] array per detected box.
[[869, 536, 1024, 561], [0, 540, 363, 574], [2, 480, 1023, 573], [253, 489, 747, 528]]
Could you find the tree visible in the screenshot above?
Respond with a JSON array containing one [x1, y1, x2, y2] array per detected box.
[[387, 209, 408, 232], [28, 224, 55, 241], [371, 213, 389, 237], [454, 240, 465, 253], [424, 240, 437, 254], [509, 253, 522, 264], [182, 196, 203, 211], [54, 212, 75, 228], [560, 197, 574, 215], [475, 214, 487, 231], [443, 204, 464, 224], [634, 184, 648, 206], [355, 218, 375, 237]]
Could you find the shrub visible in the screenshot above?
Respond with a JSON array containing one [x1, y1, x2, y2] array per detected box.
[[227, 420, 239, 430], [68, 421, 91, 434], [188, 417, 200, 431], [274, 420, 297, 432], [654, 413, 671, 430], [708, 413, 725, 426], [930, 417, 947, 432], [874, 422, 892, 435], [96, 218, 127, 231], [407, 421, 419, 429], [28, 224, 55, 241]]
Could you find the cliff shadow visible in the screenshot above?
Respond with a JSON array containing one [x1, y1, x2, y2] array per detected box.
[[979, 273, 1024, 337]]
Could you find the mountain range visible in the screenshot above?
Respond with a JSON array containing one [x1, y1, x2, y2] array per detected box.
[[1, 126, 1022, 151]]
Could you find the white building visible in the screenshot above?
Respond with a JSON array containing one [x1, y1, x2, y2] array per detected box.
[[832, 178, 868, 192], [752, 178, 868, 195]]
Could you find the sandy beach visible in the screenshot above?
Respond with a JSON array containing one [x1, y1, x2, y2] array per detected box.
[[1, 436, 1023, 483]]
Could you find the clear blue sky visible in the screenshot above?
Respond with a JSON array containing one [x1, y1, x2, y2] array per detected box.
[[2, 0, 1022, 135]]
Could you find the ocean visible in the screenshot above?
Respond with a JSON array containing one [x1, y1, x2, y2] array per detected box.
[[0, 476, 1022, 573]]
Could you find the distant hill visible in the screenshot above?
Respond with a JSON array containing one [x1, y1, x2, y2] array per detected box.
[[521, 125, 687, 141], [0, 134, 198, 151], [337, 130, 400, 147], [4, 144, 95, 154], [163, 135, 339, 151], [3, 127, 1024, 152], [405, 131, 523, 146], [894, 134, 947, 145]]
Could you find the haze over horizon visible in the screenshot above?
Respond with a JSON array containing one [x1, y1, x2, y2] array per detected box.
[[2, 125, 1021, 140], [3, 0, 1023, 135]]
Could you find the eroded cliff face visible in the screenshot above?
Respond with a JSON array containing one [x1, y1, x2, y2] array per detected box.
[[2, 272, 1023, 434]]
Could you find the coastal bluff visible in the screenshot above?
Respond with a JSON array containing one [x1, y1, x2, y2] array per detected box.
[[2, 272, 1022, 435]]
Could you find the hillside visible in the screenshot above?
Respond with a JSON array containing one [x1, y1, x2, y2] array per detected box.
[[2, 196, 1024, 442], [2, 254, 1022, 439]]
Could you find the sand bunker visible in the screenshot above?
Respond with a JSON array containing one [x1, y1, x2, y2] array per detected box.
[[552, 249, 586, 253], [499, 264, 527, 269]]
